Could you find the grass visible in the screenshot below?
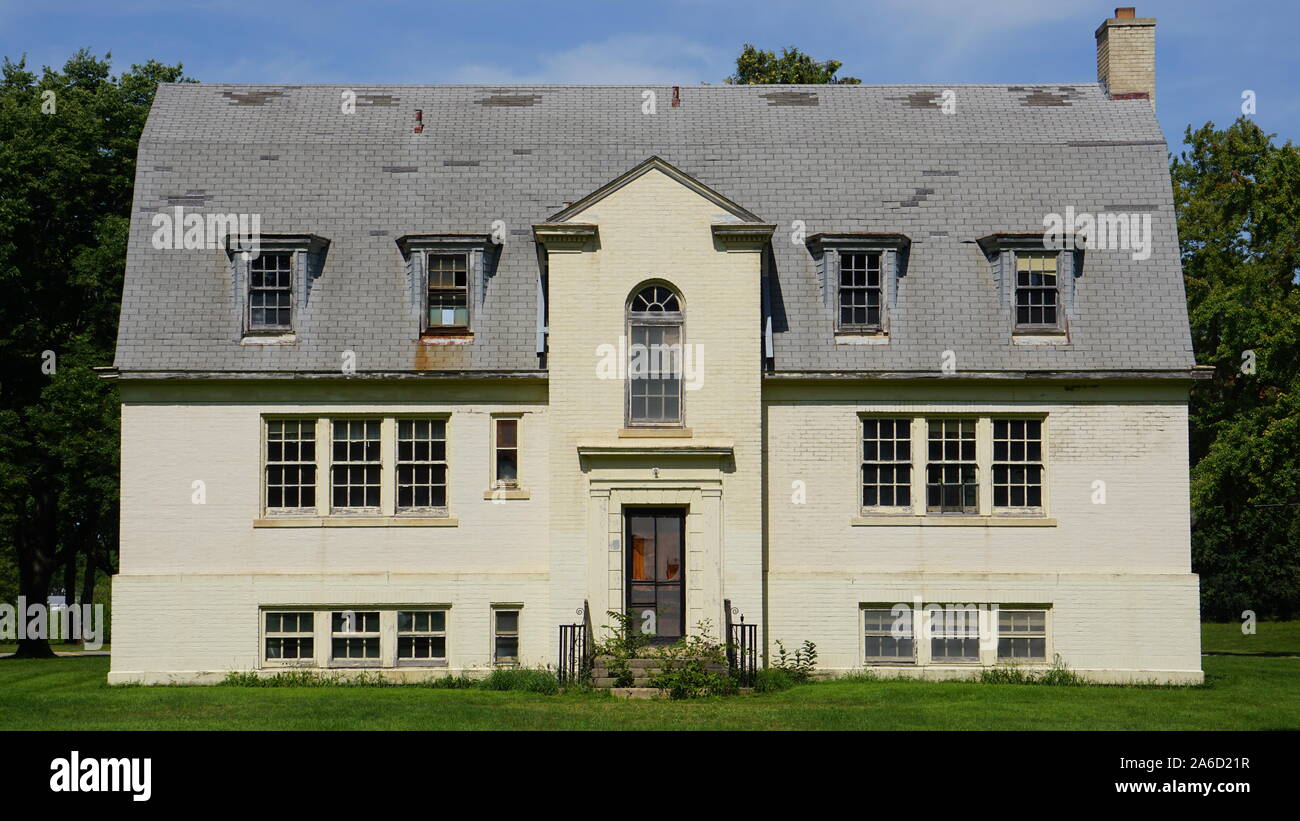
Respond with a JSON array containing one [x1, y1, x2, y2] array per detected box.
[[1201, 620, 1300, 655], [0, 654, 1296, 730]]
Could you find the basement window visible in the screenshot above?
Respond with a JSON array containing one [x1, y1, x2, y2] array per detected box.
[[397, 610, 448, 666], [929, 607, 981, 663], [997, 609, 1048, 662], [863, 607, 915, 664], [331, 611, 381, 665], [493, 608, 520, 665], [264, 612, 315, 664]]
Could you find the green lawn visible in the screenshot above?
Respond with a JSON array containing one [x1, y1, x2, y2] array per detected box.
[[1201, 620, 1300, 655], [1, 654, 1296, 730]]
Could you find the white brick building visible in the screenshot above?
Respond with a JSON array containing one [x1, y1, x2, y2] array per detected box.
[[109, 9, 1204, 684]]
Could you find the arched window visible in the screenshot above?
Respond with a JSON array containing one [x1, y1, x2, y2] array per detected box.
[[626, 282, 684, 425]]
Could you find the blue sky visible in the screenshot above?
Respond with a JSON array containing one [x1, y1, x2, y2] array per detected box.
[[2, 0, 1297, 148]]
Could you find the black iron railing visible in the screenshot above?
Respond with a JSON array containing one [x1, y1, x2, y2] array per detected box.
[[725, 598, 758, 687], [557, 601, 592, 684]]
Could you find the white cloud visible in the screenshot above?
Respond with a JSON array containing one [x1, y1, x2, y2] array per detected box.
[[447, 33, 728, 84]]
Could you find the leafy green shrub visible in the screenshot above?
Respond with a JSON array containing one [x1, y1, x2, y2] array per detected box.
[[650, 620, 737, 699], [772, 639, 818, 682], [477, 668, 561, 694], [592, 609, 649, 687], [754, 667, 796, 693]]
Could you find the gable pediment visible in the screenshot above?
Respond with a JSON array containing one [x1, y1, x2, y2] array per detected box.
[[546, 156, 765, 224]]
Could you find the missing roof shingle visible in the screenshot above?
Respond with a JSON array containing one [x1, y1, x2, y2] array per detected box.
[[382, 166, 418, 173], [369, 230, 389, 236], [894, 187, 936, 208], [443, 160, 480, 167], [259, 154, 279, 161], [475, 93, 543, 107], [758, 91, 818, 107], [165, 193, 209, 207], [886, 91, 943, 110], [220, 89, 288, 106], [1104, 204, 1159, 211], [152, 166, 172, 172], [1011, 86, 1081, 107], [512, 149, 533, 155], [356, 93, 399, 107], [922, 170, 958, 176]]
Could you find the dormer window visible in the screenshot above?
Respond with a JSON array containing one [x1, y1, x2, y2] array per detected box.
[[805, 233, 911, 338], [1014, 251, 1060, 330], [395, 234, 495, 338], [839, 251, 883, 330], [977, 234, 1079, 341], [248, 252, 293, 332], [426, 252, 470, 329]]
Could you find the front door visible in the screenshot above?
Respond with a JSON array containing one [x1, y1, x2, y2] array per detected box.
[[625, 508, 685, 643]]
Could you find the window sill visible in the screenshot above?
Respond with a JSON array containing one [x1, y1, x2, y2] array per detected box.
[[254, 516, 459, 528], [483, 488, 531, 500], [834, 332, 889, 345], [618, 427, 692, 438], [1012, 330, 1068, 345], [241, 333, 296, 345], [851, 515, 1057, 527], [419, 332, 473, 345]]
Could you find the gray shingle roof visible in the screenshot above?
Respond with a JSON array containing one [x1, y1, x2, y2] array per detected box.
[[116, 83, 1195, 374]]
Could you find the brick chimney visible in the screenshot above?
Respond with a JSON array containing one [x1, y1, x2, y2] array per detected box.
[[1096, 7, 1156, 108]]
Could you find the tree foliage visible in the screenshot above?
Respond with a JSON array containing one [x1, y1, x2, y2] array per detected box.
[[0, 49, 191, 655], [726, 44, 860, 85], [1172, 117, 1300, 619]]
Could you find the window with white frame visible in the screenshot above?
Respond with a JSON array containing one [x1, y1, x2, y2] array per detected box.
[[1014, 251, 1060, 330], [331, 420, 381, 513], [863, 607, 914, 663], [925, 419, 978, 514], [862, 418, 912, 510], [265, 419, 316, 514], [331, 611, 381, 663], [929, 606, 981, 663], [493, 417, 519, 488], [997, 609, 1047, 662], [993, 419, 1044, 511], [264, 612, 314, 663], [838, 251, 883, 331], [248, 252, 293, 332], [627, 284, 684, 426], [397, 610, 447, 665], [493, 608, 520, 665], [395, 419, 448, 514]]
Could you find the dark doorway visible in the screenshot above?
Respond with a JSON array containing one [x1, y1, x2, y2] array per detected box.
[[625, 508, 685, 643]]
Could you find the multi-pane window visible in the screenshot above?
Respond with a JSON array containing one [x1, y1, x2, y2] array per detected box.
[[1014, 251, 1059, 328], [493, 609, 520, 665], [331, 611, 380, 663], [998, 610, 1047, 662], [926, 419, 978, 513], [862, 418, 912, 509], [397, 610, 447, 664], [396, 419, 448, 512], [426, 253, 469, 329], [248, 252, 293, 331], [993, 420, 1044, 509], [627, 284, 684, 426], [493, 418, 519, 488], [863, 608, 914, 663], [331, 420, 381, 512], [838, 252, 883, 329], [930, 607, 981, 663], [264, 612, 314, 662], [265, 420, 316, 513]]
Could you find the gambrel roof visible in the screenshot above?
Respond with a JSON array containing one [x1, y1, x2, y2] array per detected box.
[[116, 83, 1195, 375]]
